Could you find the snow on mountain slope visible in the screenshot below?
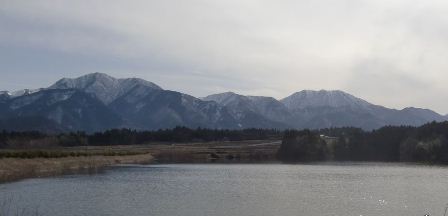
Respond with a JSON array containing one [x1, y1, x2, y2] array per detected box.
[[280, 90, 447, 129], [246, 96, 293, 121], [49, 72, 162, 104], [0, 91, 10, 101], [204, 92, 288, 114], [0, 91, 10, 98], [281, 90, 373, 110], [2, 89, 122, 132], [203, 92, 258, 114], [0, 89, 44, 99], [110, 89, 240, 129], [203, 92, 293, 126], [399, 107, 447, 123], [1, 73, 446, 132], [9, 89, 76, 110]]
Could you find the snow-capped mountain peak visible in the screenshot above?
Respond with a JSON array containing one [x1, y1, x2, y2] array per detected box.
[[0, 91, 10, 96], [49, 72, 163, 104], [203, 92, 292, 124], [12, 89, 43, 97], [203, 92, 247, 106], [1, 73, 446, 132], [0, 89, 44, 99], [400, 107, 446, 122], [281, 90, 372, 110]]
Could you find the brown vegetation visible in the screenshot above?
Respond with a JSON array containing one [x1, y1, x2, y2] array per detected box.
[[0, 140, 280, 183], [0, 153, 153, 183]]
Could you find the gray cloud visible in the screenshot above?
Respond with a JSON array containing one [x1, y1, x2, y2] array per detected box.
[[345, 58, 433, 109], [1, 0, 448, 113]]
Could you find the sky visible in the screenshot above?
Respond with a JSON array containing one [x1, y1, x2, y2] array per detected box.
[[1, 0, 448, 114]]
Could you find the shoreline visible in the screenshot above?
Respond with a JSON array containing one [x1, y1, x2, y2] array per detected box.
[[0, 153, 154, 183], [0, 140, 281, 184]]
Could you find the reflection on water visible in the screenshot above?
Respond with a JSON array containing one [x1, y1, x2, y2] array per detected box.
[[1, 163, 448, 216]]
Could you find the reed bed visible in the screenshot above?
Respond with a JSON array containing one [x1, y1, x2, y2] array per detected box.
[[0, 153, 153, 183]]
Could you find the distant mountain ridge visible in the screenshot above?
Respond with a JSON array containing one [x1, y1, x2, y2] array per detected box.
[[0, 88, 44, 99], [0, 73, 446, 132], [49, 72, 162, 104], [0, 88, 122, 132], [281, 90, 372, 110], [203, 92, 293, 124], [207, 90, 447, 130]]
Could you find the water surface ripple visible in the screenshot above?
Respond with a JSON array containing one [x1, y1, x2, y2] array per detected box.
[[1, 163, 447, 216]]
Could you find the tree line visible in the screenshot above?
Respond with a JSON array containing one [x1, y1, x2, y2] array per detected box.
[[277, 121, 448, 164], [3, 121, 448, 164], [0, 127, 281, 148]]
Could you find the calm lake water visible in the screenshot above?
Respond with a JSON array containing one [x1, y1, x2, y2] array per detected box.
[[1, 163, 448, 216]]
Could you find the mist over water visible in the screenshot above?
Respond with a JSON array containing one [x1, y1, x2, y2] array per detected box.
[[1, 163, 448, 216]]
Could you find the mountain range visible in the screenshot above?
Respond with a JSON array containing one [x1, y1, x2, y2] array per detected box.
[[0, 73, 446, 132]]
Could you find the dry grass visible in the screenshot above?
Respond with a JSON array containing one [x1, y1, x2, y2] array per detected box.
[[0, 153, 153, 183], [0, 140, 280, 183]]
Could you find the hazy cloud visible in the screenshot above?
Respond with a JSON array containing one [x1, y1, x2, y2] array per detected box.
[[1, 0, 448, 113]]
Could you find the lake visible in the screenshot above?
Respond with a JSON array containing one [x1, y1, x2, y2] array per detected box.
[[1, 163, 448, 216]]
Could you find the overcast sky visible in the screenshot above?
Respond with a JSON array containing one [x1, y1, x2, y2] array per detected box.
[[1, 0, 448, 114]]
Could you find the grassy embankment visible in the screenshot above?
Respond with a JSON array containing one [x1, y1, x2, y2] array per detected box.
[[0, 148, 153, 183], [0, 140, 280, 183]]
